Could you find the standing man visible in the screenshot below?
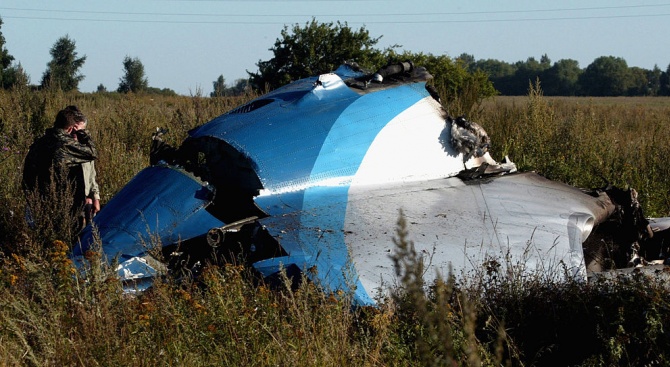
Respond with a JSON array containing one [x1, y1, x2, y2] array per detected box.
[[65, 106, 101, 226], [22, 106, 98, 232]]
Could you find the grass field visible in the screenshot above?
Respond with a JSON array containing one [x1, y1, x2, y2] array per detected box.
[[1, 85, 670, 366]]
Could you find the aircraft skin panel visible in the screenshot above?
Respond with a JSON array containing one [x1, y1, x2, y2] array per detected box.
[[306, 82, 429, 183], [344, 172, 615, 297], [288, 91, 459, 304], [191, 75, 434, 195], [350, 95, 464, 186], [251, 82, 439, 304], [649, 217, 670, 232], [190, 74, 361, 192], [71, 62, 646, 308], [75, 165, 224, 260], [255, 186, 375, 305]]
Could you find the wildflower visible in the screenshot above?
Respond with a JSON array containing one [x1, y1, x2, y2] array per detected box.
[[84, 250, 99, 262], [138, 314, 150, 327], [50, 240, 75, 284], [193, 301, 207, 315], [11, 253, 26, 271], [138, 301, 156, 316], [371, 311, 392, 332], [176, 288, 192, 302]]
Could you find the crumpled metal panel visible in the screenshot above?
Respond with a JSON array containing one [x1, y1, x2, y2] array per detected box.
[[74, 165, 223, 264]]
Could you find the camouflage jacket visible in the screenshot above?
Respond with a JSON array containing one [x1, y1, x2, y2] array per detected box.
[[22, 127, 98, 205]]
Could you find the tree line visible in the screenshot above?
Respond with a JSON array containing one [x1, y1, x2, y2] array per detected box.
[[2, 16, 669, 100], [458, 53, 670, 96], [0, 18, 168, 95]]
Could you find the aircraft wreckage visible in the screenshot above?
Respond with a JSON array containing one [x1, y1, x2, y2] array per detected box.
[[73, 61, 670, 306]]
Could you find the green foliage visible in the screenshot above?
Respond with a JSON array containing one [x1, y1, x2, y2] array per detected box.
[[468, 54, 669, 97], [40, 35, 86, 92], [469, 254, 670, 366], [146, 87, 177, 96], [211, 74, 226, 97], [542, 58, 582, 96], [248, 17, 498, 115], [211, 76, 250, 97], [661, 63, 670, 96], [627, 66, 652, 96], [507, 55, 553, 95], [247, 19, 495, 113], [1, 63, 30, 90], [229, 78, 251, 96], [0, 17, 16, 89], [117, 56, 149, 93], [390, 212, 494, 366], [646, 65, 663, 96], [472, 58, 516, 79], [248, 19, 386, 91], [387, 51, 497, 117], [578, 56, 632, 96]]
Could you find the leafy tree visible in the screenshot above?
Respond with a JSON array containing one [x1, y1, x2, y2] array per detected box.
[[456, 53, 476, 70], [447, 54, 669, 96], [211, 75, 226, 97], [118, 56, 148, 93], [3, 63, 30, 88], [0, 38, 30, 92], [96, 84, 107, 93], [627, 67, 651, 96], [541, 59, 582, 96], [146, 87, 176, 96], [211, 76, 251, 97], [578, 56, 631, 96], [40, 35, 86, 91], [388, 51, 496, 116], [647, 65, 662, 96], [229, 78, 251, 96], [0, 17, 16, 89], [248, 19, 385, 91], [505, 56, 552, 95], [539, 54, 551, 68], [472, 59, 516, 95], [660, 64, 670, 96], [473, 59, 515, 79]]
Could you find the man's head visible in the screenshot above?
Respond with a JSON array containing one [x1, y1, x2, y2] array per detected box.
[[54, 105, 87, 132]]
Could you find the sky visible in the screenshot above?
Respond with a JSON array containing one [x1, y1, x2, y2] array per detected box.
[[2, 1, 670, 95]]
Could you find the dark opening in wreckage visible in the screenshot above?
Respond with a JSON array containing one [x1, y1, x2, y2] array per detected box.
[[73, 61, 670, 306]]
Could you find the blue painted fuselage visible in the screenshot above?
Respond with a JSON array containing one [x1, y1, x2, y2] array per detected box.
[[76, 64, 614, 306]]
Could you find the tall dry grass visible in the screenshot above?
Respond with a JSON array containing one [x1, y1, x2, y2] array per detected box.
[[476, 81, 670, 217], [1, 85, 670, 366]]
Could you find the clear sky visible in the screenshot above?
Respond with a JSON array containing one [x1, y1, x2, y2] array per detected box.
[[2, 1, 669, 95]]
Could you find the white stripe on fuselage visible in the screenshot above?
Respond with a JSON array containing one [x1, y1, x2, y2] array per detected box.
[[350, 96, 465, 187]]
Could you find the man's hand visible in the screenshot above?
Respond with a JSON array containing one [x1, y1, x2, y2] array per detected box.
[[93, 199, 101, 214], [74, 129, 91, 144]]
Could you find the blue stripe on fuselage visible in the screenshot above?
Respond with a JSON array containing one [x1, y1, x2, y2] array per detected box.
[[298, 83, 429, 304], [190, 77, 360, 192], [197, 78, 430, 305]]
